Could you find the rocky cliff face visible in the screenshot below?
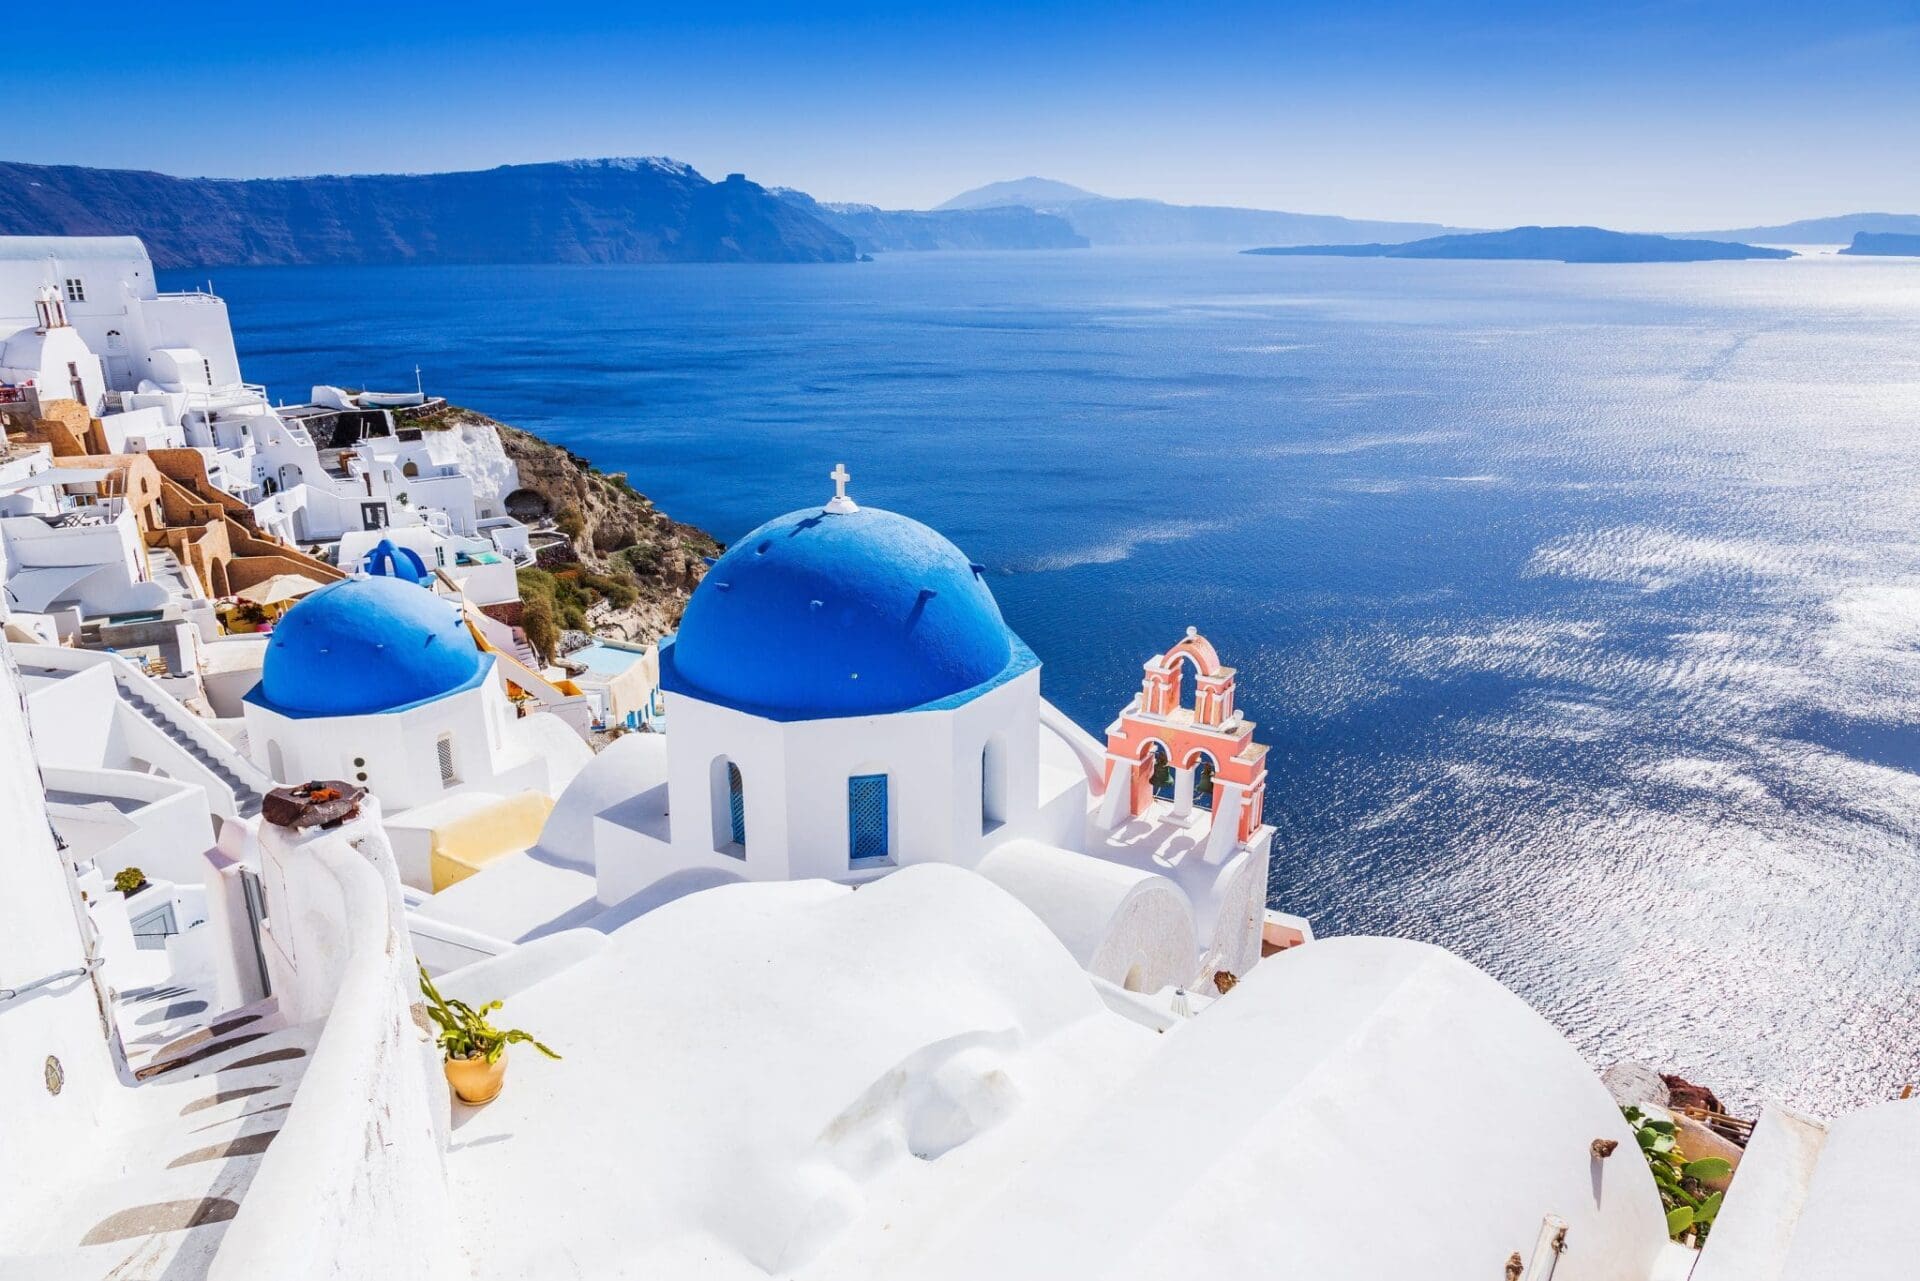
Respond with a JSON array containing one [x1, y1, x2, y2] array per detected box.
[[456, 408, 720, 644], [0, 159, 857, 267]]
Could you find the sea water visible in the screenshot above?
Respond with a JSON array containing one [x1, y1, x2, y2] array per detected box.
[[178, 248, 1920, 1113]]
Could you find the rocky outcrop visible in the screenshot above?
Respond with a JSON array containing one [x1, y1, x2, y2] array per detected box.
[[0, 159, 858, 267], [1839, 231, 1920, 256], [460, 408, 719, 645]]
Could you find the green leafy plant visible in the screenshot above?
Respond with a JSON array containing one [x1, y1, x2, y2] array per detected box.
[[1623, 1105, 1731, 1247], [112, 866, 148, 896], [418, 964, 561, 1065]]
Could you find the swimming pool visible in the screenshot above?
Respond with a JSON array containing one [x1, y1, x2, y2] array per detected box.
[[568, 639, 650, 676]]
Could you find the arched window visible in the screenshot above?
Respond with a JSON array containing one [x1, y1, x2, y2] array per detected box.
[[848, 773, 890, 864], [1175, 653, 1204, 712], [710, 757, 746, 855], [265, 739, 285, 782], [981, 736, 1007, 834], [402, 460, 420, 479]]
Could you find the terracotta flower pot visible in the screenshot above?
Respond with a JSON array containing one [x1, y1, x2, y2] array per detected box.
[[444, 1050, 507, 1105]]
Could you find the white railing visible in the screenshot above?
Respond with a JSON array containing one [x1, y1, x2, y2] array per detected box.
[[15, 645, 272, 811], [207, 836, 457, 1281], [108, 655, 273, 793], [405, 903, 517, 974]]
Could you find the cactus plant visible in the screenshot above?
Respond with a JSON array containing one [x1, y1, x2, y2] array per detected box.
[[1623, 1105, 1729, 1247]]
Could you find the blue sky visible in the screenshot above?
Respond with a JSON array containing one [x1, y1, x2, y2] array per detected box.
[[30, 1, 1920, 228]]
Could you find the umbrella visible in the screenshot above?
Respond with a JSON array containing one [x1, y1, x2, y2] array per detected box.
[[237, 572, 327, 607]]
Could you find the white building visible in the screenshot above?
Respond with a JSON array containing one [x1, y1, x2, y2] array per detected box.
[[0, 446, 177, 637], [528, 471, 1276, 993], [0, 288, 107, 414], [0, 237, 534, 569], [0, 236, 240, 403], [239, 571, 589, 890]]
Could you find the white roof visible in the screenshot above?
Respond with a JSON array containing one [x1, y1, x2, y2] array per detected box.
[[0, 235, 151, 264], [437, 889, 1671, 1280], [440, 865, 1151, 1279], [1780, 1098, 1920, 1280], [4, 564, 104, 613], [0, 467, 117, 494]]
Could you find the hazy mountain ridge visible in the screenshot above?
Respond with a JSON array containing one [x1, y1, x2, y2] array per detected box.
[[773, 189, 1088, 252], [0, 159, 858, 266], [1681, 212, 1920, 244], [1245, 226, 1794, 263], [935, 177, 1460, 246], [934, 177, 1104, 211]]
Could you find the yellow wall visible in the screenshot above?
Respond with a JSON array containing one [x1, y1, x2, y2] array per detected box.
[[427, 790, 556, 891]]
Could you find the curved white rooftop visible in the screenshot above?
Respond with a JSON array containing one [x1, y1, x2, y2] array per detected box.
[[0, 235, 152, 263], [434, 868, 1668, 1280]]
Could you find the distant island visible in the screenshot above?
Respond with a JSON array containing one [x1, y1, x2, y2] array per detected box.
[[1838, 231, 1920, 257], [1243, 226, 1795, 264]]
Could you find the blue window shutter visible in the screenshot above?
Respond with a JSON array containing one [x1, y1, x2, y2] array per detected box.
[[727, 763, 747, 847], [848, 774, 889, 863]]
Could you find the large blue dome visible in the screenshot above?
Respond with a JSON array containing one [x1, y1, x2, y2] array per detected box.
[[247, 575, 491, 718], [661, 505, 1035, 720]]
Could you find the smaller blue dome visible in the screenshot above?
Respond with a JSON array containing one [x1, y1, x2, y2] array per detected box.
[[248, 575, 491, 718], [362, 537, 431, 585]]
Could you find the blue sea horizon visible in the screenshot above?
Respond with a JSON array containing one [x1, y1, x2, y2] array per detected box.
[[176, 247, 1920, 1114]]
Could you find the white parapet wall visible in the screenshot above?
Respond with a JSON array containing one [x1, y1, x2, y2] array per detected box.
[[207, 806, 458, 1281]]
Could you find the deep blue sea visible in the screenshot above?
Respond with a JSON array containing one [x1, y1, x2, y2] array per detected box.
[[167, 249, 1920, 1113]]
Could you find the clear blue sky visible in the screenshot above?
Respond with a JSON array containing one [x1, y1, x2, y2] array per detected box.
[[31, 1, 1920, 228]]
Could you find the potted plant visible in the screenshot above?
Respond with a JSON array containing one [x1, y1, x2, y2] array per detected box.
[[418, 964, 559, 1105], [113, 866, 149, 896]]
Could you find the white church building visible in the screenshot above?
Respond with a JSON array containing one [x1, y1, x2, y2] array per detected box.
[[420, 468, 1286, 995], [240, 570, 589, 891]]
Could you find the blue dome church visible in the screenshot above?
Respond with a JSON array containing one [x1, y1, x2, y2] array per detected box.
[[551, 463, 1267, 1005], [241, 573, 590, 889]]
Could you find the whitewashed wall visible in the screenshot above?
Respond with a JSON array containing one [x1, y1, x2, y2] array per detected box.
[[0, 647, 119, 1243], [212, 808, 458, 1280]]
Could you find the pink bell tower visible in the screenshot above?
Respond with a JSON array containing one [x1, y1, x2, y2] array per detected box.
[[1098, 628, 1269, 846]]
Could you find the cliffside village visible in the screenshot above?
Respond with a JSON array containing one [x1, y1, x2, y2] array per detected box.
[[1, 233, 1911, 1281]]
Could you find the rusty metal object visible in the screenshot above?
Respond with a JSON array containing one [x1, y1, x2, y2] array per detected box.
[[1505, 1251, 1524, 1280], [1212, 970, 1239, 994], [262, 779, 366, 829], [1591, 1137, 1618, 1159]]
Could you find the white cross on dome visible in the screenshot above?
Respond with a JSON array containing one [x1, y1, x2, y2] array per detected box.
[[825, 462, 859, 514]]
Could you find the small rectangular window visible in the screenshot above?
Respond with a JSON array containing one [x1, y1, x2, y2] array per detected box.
[[848, 773, 890, 864], [65, 278, 84, 302], [436, 735, 457, 787]]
